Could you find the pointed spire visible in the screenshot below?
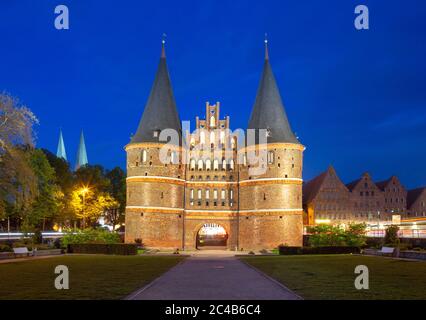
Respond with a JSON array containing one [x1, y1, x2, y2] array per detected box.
[[161, 33, 166, 58], [56, 128, 67, 161], [247, 40, 300, 145], [75, 130, 88, 171], [264, 33, 269, 60], [131, 38, 181, 145]]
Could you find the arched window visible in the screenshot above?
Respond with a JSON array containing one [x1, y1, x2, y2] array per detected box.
[[210, 116, 215, 127], [222, 159, 227, 171], [197, 189, 202, 200], [205, 159, 211, 171], [221, 189, 226, 200], [267, 151, 274, 164], [142, 150, 147, 163], [200, 131, 206, 144], [230, 159, 235, 171], [210, 131, 215, 144], [190, 189, 194, 200], [198, 159, 203, 171], [243, 154, 247, 166], [213, 159, 219, 171], [190, 159, 196, 170], [205, 189, 210, 200]]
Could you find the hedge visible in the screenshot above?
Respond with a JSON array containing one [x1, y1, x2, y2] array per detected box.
[[67, 244, 137, 255], [279, 246, 360, 255]]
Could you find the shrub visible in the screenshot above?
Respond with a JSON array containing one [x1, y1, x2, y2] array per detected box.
[[0, 244, 12, 252], [61, 228, 121, 247], [307, 223, 367, 247], [278, 245, 360, 255], [384, 225, 400, 247], [67, 243, 137, 255], [32, 230, 43, 244], [278, 246, 302, 255]]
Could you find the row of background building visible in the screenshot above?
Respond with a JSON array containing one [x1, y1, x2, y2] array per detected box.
[[303, 166, 426, 226]]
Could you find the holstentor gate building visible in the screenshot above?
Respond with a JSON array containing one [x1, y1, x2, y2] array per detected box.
[[125, 41, 305, 250]]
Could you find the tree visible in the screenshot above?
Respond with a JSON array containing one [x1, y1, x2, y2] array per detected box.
[[26, 149, 62, 230], [344, 223, 367, 247], [0, 146, 37, 230], [70, 189, 118, 228], [105, 167, 126, 229], [0, 93, 38, 231], [0, 93, 38, 153], [41, 149, 74, 192], [74, 165, 110, 193], [307, 223, 367, 247], [384, 225, 400, 247]]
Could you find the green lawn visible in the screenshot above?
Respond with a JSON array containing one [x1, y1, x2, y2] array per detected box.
[[0, 255, 185, 300], [240, 255, 426, 300]]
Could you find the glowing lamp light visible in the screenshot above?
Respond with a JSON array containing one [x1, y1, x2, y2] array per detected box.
[[315, 219, 331, 224]]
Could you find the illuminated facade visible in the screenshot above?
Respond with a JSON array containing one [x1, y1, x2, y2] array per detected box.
[[125, 42, 304, 250], [303, 168, 425, 226]]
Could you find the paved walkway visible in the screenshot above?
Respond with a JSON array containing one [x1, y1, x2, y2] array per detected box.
[[126, 255, 301, 300]]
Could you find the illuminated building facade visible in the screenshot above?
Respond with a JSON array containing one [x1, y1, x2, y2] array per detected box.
[[125, 42, 304, 250]]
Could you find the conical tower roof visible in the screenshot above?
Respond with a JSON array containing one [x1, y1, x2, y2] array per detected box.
[[56, 128, 67, 160], [248, 41, 300, 145], [130, 41, 181, 145], [75, 130, 88, 170]]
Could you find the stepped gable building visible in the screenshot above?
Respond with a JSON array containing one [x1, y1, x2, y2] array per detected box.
[[125, 41, 304, 250], [376, 176, 407, 216], [303, 169, 425, 224], [407, 188, 426, 218], [302, 166, 352, 225], [346, 173, 385, 221]]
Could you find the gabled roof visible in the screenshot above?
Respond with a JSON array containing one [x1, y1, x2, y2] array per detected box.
[[376, 176, 405, 192], [375, 178, 392, 191], [247, 42, 300, 145], [407, 187, 426, 208], [303, 166, 343, 204], [303, 170, 328, 204], [130, 43, 181, 145], [346, 178, 362, 191]]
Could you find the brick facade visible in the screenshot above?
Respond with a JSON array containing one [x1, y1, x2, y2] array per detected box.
[[125, 102, 304, 250], [304, 169, 424, 225]]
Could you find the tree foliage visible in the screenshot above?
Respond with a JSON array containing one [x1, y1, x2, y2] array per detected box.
[[384, 225, 400, 247], [307, 223, 367, 247], [0, 93, 126, 231]]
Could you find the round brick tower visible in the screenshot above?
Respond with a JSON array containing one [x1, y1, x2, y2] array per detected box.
[[125, 42, 185, 249], [238, 42, 304, 249]]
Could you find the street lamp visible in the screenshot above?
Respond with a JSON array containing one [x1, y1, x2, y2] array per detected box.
[[80, 187, 89, 229]]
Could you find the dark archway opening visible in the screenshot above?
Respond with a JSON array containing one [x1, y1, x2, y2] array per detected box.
[[196, 223, 228, 249]]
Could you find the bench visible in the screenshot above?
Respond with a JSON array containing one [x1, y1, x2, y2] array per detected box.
[[380, 247, 395, 256], [13, 247, 33, 258]]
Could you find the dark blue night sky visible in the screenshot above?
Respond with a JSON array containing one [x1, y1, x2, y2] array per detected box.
[[1, 0, 425, 188]]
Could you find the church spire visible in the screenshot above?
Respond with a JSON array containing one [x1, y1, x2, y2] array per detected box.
[[56, 128, 67, 161], [247, 40, 300, 145], [264, 34, 269, 61], [75, 130, 88, 171], [131, 38, 181, 145]]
